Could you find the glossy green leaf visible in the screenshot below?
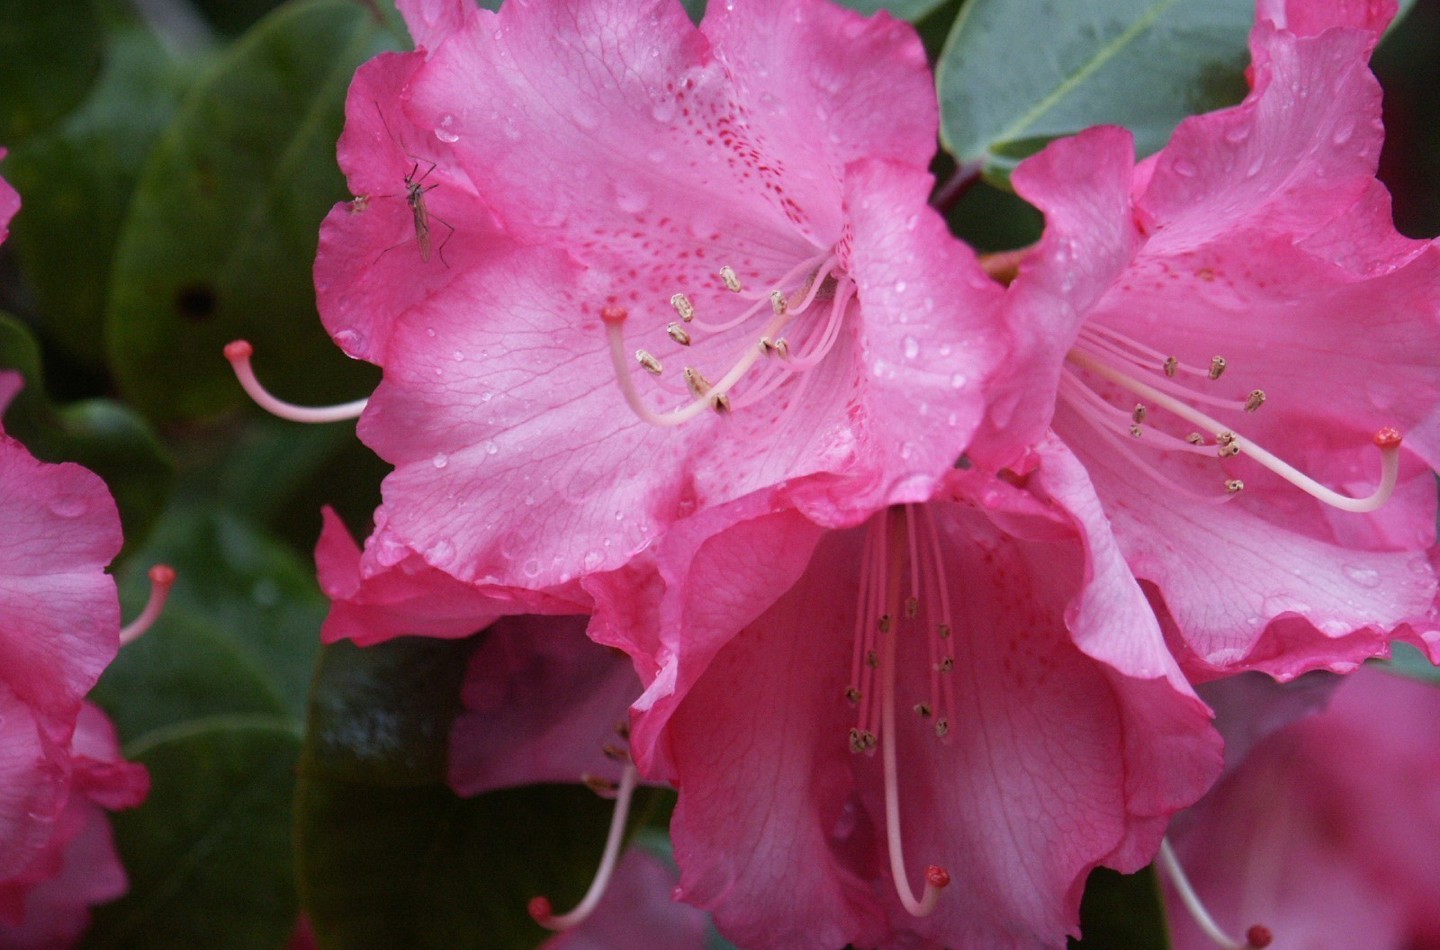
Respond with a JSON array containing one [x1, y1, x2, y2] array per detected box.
[[6, 16, 197, 367], [1070, 865, 1172, 950], [0, 0, 104, 142], [82, 718, 303, 950], [106, 0, 394, 424], [108, 504, 327, 721], [938, 0, 1252, 179], [297, 635, 673, 949], [0, 312, 173, 549]]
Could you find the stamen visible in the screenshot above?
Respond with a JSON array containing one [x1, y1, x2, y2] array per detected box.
[[119, 565, 176, 647], [1225, 479, 1244, 493], [1244, 389, 1265, 412], [1066, 348, 1403, 513], [1157, 838, 1272, 949], [530, 762, 639, 932], [635, 350, 663, 376], [666, 323, 691, 346], [670, 293, 695, 322], [1164, 356, 1179, 377], [224, 341, 368, 423], [769, 290, 787, 315], [1209, 356, 1227, 380], [719, 265, 742, 293], [1132, 404, 1148, 424]]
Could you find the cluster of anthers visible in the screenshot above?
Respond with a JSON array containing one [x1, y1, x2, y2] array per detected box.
[[847, 505, 954, 919], [603, 253, 850, 427], [1062, 323, 1401, 512]]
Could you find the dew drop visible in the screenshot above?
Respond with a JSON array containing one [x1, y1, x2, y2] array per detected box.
[[435, 113, 460, 144], [425, 326, 436, 338], [522, 558, 541, 577], [902, 336, 919, 360], [1341, 564, 1381, 588], [1223, 124, 1250, 144], [583, 549, 604, 571], [432, 453, 449, 469], [484, 441, 499, 455], [1172, 159, 1197, 178], [949, 372, 967, 389], [452, 350, 464, 362], [1331, 121, 1354, 146]]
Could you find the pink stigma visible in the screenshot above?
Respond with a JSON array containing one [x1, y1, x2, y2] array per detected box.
[[119, 564, 176, 646], [1374, 426, 1402, 450], [600, 305, 628, 326], [1158, 837, 1272, 950], [925, 865, 951, 890], [526, 897, 553, 924], [224, 340, 368, 424]]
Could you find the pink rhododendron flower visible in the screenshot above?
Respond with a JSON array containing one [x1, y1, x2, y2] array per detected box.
[[0, 376, 127, 878], [0, 359, 154, 942], [984, 0, 1440, 679], [540, 844, 711, 950], [1163, 668, 1440, 950], [0, 704, 148, 949], [0, 150, 17, 243], [588, 437, 1222, 949], [308, 0, 1002, 596]]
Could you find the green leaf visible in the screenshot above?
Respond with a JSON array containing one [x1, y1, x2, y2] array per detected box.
[[0, 0, 104, 141], [938, 0, 1252, 178], [106, 0, 394, 424], [82, 718, 303, 950], [6, 14, 198, 368], [836, 0, 950, 20], [0, 312, 173, 549], [297, 635, 672, 949], [1070, 865, 1172, 950], [86, 502, 326, 948], [1385, 643, 1440, 685], [106, 504, 327, 722]]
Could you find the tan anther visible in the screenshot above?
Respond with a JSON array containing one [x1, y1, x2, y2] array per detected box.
[[849, 728, 877, 754], [636, 350, 663, 376], [602, 743, 630, 762], [1130, 424, 1143, 438], [934, 718, 950, 738], [1225, 479, 1245, 493], [937, 623, 952, 640], [670, 292, 695, 322], [711, 393, 732, 414], [844, 686, 862, 706], [905, 597, 919, 619], [1132, 404, 1148, 425], [1209, 356, 1227, 380], [914, 703, 933, 719], [773, 338, 791, 360], [1185, 432, 1205, 445], [583, 773, 619, 795], [667, 323, 692, 346], [865, 649, 880, 669], [613, 720, 630, 740], [769, 290, 787, 315], [720, 265, 742, 292], [1245, 389, 1266, 412], [878, 614, 892, 634], [936, 657, 954, 674], [1163, 356, 1178, 377], [683, 367, 712, 398], [758, 337, 776, 356], [1218, 441, 1241, 458]]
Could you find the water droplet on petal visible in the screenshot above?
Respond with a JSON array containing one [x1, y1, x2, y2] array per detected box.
[[902, 336, 919, 360], [1341, 564, 1381, 588], [1172, 159, 1197, 178], [522, 558, 541, 577], [484, 441, 499, 455], [583, 550, 604, 571], [48, 496, 88, 518], [435, 113, 460, 144], [432, 453, 449, 469]]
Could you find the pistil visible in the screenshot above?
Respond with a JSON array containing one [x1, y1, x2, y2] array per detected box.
[[529, 760, 640, 931], [1157, 838, 1272, 949], [119, 565, 177, 646], [224, 341, 368, 423]]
